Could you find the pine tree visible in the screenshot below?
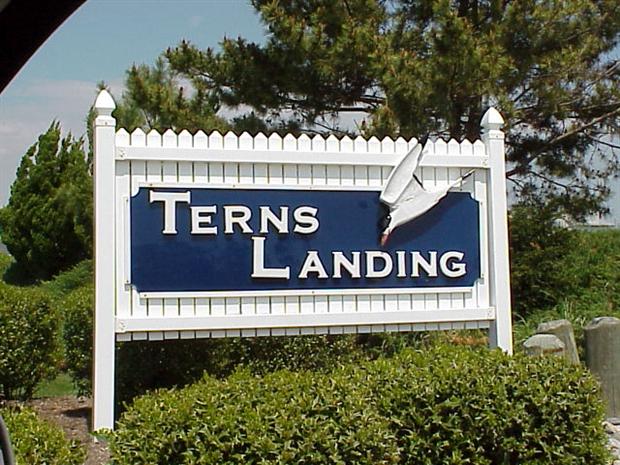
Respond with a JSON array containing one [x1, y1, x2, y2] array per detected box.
[[0, 122, 92, 281], [157, 0, 620, 217], [113, 57, 229, 134]]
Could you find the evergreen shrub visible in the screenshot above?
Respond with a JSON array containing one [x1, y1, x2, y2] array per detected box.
[[115, 334, 361, 405], [44, 259, 92, 299], [111, 345, 609, 465], [1, 407, 85, 465], [62, 284, 93, 395], [0, 285, 60, 400], [509, 203, 578, 319], [0, 122, 92, 282]]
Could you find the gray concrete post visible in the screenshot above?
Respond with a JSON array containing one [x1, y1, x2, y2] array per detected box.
[[536, 319, 580, 365], [523, 334, 566, 358], [585, 317, 620, 418]]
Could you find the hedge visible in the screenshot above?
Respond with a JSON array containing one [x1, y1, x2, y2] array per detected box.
[[62, 284, 93, 396], [0, 284, 61, 399], [110, 345, 610, 465], [1, 407, 85, 465]]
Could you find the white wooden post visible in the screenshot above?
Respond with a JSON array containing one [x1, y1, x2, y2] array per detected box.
[[481, 107, 513, 353], [93, 90, 117, 430]]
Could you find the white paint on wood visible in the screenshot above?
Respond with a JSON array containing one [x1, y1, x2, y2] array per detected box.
[[93, 90, 117, 431], [482, 108, 513, 353]]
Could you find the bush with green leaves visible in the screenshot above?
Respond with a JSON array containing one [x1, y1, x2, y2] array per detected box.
[[0, 285, 61, 400], [509, 203, 579, 319], [111, 345, 609, 465], [62, 284, 93, 396], [0, 122, 92, 283], [44, 259, 92, 300], [513, 228, 620, 351], [115, 334, 362, 405], [1, 407, 85, 465]]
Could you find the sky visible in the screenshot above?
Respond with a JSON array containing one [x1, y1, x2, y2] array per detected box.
[[0, 0, 618, 223], [0, 0, 265, 205]]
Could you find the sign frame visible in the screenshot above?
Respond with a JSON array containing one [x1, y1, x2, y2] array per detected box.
[[92, 90, 512, 430]]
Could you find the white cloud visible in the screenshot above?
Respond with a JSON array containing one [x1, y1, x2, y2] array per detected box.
[[0, 77, 125, 205], [189, 15, 204, 29]]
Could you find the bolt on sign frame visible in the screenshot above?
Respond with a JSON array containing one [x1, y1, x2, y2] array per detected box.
[[93, 90, 512, 430]]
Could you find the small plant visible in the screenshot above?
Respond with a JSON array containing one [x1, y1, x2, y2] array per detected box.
[[1, 406, 85, 465], [44, 259, 92, 300], [513, 229, 620, 356]]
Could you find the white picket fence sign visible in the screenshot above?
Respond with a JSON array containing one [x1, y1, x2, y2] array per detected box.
[[92, 90, 512, 430]]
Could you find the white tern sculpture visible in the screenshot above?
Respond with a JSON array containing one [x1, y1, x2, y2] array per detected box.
[[379, 143, 473, 246]]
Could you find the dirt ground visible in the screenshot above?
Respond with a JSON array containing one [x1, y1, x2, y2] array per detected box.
[[26, 396, 109, 465]]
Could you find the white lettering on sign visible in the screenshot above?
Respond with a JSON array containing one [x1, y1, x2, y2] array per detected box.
[[411, 251, 437, 277], [148, 189, 468, 281], [332, 251, 361, 278], [224, 205, 253, 234], [259, 206, 289, 234], [365, 251, 393, 278], [191, 206, 217, 235], [150, 190, 190, 234], [293, 206, 319, 234], [440, 251, 467, 277], [150, 191, 319, 236], [251, 237, 290, 279], [298, 251, 329, 279]]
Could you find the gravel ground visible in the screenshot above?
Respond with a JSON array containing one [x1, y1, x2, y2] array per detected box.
[[26, 396, 109, 465], [605, 419, 620, 465]]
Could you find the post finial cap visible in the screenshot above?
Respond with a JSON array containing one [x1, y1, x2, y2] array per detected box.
[[94, 89, 116, 116], [481, 107, 504, 131]]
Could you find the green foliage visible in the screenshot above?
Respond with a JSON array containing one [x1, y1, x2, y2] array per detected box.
[[116, 334, 363, 405], [155, 0, 620, 216], [513, 229, 620, 351], [227, 334, 362, 375], [509, 203, 578, 318], [559, 229, 620, 316], [110, 345, 609, 465], [1, 407, 85, 465], [43, 259, 92, 300], [113, 57, 229, 133], [0, 122, 92, 282], [62, 284, 93, 396], [0, 285, 61, 400], [0, 254, 12, 278], [34, 373, 76, 398]]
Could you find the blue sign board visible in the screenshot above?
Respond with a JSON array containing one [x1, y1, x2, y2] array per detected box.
[[130, 188, 480, 292]]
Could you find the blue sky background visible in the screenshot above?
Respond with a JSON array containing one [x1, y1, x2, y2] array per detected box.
[[0, 0, 264, 204], [0, 0, 618, 223]]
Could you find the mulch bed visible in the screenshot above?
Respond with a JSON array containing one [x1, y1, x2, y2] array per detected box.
[[26, 396, 109, 465]]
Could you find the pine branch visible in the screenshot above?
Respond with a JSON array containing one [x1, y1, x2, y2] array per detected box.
[[506, 106, 620, 177]]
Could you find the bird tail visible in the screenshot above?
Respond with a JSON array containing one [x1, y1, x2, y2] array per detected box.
[[448, 169, 475, 189]]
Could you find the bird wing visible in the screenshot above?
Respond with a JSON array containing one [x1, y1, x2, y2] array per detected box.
[[395, 174, 426, 204], [388, 170, 477, 233], [447, 169, 475, 190], [380, 143, 423, 207]]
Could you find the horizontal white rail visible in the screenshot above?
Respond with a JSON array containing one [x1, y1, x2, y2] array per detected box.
[[116, 307, 495, 333], [117, 147, 488, 168], [138, 286, 474, 299]]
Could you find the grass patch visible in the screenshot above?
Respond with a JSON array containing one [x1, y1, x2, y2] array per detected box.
[[34, 372, 76, 398]]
